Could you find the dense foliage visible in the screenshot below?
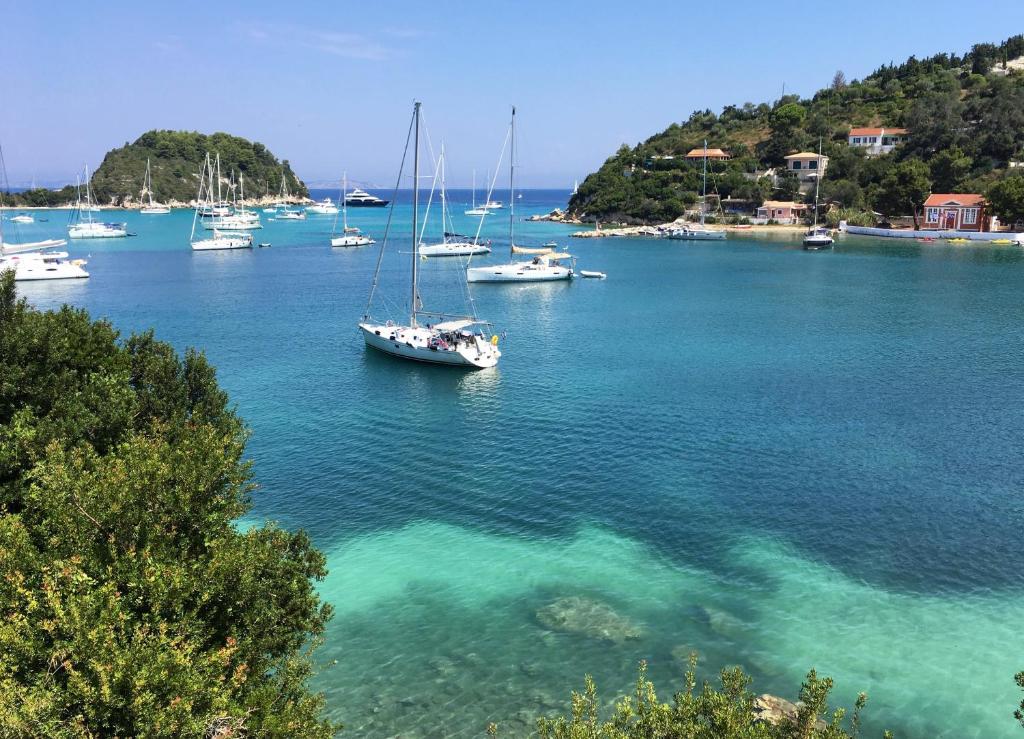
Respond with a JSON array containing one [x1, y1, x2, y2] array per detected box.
[[568, 35, 1024, 224], [0, 272, 335, 738], [516, 657, 890, 739], [3, 130, 307, 207]]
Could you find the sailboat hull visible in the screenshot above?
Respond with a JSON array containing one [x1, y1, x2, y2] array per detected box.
[[360, 323, 499, 369], [466, 262, 573, 282], [419, 242, 490, 257]]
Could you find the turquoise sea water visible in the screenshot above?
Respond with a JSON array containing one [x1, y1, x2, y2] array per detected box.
[[9, 191, 1024, 737]]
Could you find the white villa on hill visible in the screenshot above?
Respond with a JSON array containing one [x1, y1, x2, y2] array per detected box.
[[848, 127, 908, 156]]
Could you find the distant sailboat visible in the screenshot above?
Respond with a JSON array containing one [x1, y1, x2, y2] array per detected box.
[[331, 173, 373, 247], [466, 107, 574, 283], [464, 169, 490, 216], [420, 148, 490, 257], [68, 166, 127, 239], [190, 153, 253, 251], [359, 101, 501, 368], [139, 158, 170, 214]]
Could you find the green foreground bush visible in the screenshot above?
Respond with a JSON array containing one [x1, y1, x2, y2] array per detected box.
[[0, 272, 336, 737]]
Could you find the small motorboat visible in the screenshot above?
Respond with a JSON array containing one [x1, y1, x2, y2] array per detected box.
[[258, 242, 271, 248], [579, 270, 606, 279]]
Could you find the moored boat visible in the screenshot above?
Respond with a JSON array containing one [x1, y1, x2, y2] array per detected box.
[[359, 101, 500, 369], [345, 188, 389, 208]]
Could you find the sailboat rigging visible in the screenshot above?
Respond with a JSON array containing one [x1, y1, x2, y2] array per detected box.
[[359, 101, 501, 369]]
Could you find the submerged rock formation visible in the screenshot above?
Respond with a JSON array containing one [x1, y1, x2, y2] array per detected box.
[[535, 596, 643, 643]]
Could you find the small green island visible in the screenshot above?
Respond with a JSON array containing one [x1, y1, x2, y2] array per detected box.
[[6, 130, 308, 208], [568, 35, 1024, 229]]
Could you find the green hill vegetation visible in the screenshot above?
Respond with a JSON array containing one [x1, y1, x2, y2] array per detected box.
[[568, 35, 1024, 226], [4, 130, 307, 207]]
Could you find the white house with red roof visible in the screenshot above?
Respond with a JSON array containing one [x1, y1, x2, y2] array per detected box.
[[922, 194, 987, 232], [848, 127, 909, 156]]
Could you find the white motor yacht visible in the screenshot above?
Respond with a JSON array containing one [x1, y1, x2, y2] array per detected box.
[[307, 198, 339, 215], [345, 188, 389, 207], [277, 209, 306, 220], [0, 249, 89, 280]]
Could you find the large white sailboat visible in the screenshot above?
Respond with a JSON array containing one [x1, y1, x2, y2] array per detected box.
[[139, 158, 170, 214], [190, 153, 253, 251], [420, 148, 490, 257], [359, 102, 501, 369], [466, 108, 574, 283], [668, 140, 726, 241], [68, 167, 127, 239], [803, 138, 834, 250], [331, 173, 374, 247]]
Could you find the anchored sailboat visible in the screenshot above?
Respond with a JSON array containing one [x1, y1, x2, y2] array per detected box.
[[68, 166, 127, 238], [420, 147, 490, 257], [359, 102, 501, 369], [139, 158, 170, 214], [803, 138, 834, 250], [668, 140, 726, 241], [331, 172, 374, 247], [189, 153, 253, 251], [464, 169, 490, 216], [466, 107, 574, 283]]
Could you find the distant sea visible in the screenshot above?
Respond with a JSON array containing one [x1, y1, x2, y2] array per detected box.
[[9, 190, 1024, 737]]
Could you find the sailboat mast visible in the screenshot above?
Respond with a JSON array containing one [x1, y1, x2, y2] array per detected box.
[[701, 139, 708, 227], [812, 137, 822, 228], [471, 169, 476, 209], [509, 106, 516, 255], [342, 172, 348, 231], [411, 101, 421, 327]]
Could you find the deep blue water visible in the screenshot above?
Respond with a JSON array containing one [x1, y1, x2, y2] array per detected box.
[[9, 194, 1024, 737]]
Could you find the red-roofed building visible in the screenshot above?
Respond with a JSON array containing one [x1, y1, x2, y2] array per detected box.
[[685, 148, 730, 162], [848, 127, 909, 156], [922, 194, 987, 231]]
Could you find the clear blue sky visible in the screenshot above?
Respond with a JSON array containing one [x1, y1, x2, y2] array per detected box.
[[3, 1, 1023, 188]]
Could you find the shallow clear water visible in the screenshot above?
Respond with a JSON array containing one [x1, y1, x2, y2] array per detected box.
[[10, 191, 1024, 737]]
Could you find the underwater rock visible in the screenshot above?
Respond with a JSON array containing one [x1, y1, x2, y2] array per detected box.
[[752, 694, 799, 725], [519, 661, 542, 677], [690, 604, 748, 639], [536, 596, 643, 643]]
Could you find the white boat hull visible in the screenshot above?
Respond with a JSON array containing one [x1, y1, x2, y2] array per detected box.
[[68, 223, 127, 239], [360, 323, 499, 368], [419, 242, 491, 257], [191, 232, 253, 250], [464, 208, 490, 216], [667, 229, 727, 241], [201, 218, 262, 230], [140, 206, 170, 214], [803, 236, 834, 249], [307, 206, 339, 215], [10, 216, 33, 223], [331, 235, 374, 247], [466, 261, 573, 282], [1, 252, 89, 281]]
